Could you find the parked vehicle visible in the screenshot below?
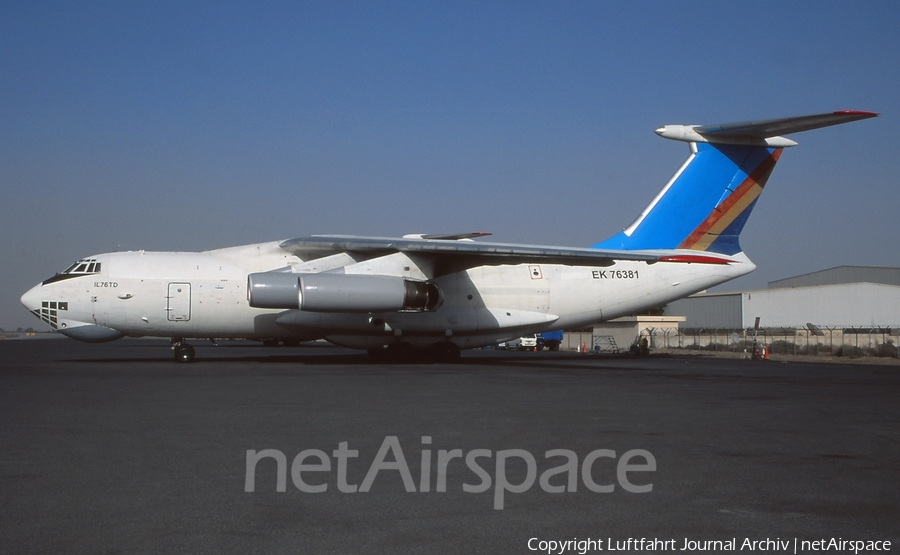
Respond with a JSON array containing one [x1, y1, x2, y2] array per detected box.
[[537, 330, 563, 351], [499, 335, 538, 350], [500, 332, 564, 351]]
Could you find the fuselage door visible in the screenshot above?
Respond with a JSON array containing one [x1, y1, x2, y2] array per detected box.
[[166, 283, 191, 321]]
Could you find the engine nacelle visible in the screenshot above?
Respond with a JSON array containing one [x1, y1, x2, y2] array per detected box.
[[247, 273, 442, 312]]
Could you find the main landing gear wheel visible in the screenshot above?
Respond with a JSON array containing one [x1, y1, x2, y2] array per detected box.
[[385, 341, 416, 363], [430, 342, 461, 362], [172, 341, 195, 363]]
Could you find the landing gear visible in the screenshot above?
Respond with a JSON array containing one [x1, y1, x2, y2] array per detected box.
[[385, 341, 416, 363], [367, 342, 461, 363], [171, 339, 195, 363], [429, 342, 461, 362]]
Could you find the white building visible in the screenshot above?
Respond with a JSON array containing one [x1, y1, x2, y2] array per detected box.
[[559, 316, 686, 352], [665, 266, 900, 330]]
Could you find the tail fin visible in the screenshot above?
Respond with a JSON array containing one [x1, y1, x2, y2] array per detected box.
[[594, 111, 877, 255]]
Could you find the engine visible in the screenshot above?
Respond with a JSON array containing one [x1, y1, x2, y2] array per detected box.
[[247, 272, 442, 312]]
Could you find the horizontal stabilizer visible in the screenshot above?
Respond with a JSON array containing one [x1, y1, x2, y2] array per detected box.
[[656, 110, 878, 147]]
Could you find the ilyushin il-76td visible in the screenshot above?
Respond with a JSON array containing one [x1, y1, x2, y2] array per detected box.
[[21, 111, 877, 361]]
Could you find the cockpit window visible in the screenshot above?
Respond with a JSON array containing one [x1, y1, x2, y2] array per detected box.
[[62, 259, 100, 275], [42, 259, 102, 285]]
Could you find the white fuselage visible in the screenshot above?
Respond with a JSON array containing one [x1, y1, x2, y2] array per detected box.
[[21, 240, 754, 350]]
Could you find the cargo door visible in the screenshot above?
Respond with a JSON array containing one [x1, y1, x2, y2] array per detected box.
[[166, 283, 191, 321]]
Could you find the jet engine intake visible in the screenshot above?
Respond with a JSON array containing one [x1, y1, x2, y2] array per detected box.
[[247, 273, 441, 312]]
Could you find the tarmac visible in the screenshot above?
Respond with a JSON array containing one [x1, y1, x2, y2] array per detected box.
[[1, 338, 898, 554]]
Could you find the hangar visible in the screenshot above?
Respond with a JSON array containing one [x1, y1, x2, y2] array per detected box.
[[659, 266, 900, 353], [664, 266, 900, 329]]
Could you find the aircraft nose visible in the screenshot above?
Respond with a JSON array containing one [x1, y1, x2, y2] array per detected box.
[[20, 283, 43, 313]]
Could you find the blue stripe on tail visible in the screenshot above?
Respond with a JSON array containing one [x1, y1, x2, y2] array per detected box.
[[593, 143, 780, 255]]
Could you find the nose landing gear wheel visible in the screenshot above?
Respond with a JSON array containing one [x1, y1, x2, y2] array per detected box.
[[174, 344, 195, 363]]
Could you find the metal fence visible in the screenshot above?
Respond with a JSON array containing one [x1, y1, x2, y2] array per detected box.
[[563, 326, 900, 357], [648, 326, 900, 357]]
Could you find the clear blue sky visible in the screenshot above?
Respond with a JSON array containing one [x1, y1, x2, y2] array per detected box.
[[2, 1, 898, 330]]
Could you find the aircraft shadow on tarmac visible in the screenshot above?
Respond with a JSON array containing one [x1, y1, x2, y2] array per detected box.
[[58, 340, 667, 370], [54, 345, 797, 384], [53, 341, 894, 386]]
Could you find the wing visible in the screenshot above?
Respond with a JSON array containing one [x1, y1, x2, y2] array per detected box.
[[279, 235, 728, 275], [403, 232, 492, 240]]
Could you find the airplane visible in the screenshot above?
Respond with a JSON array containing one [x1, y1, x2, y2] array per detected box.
[[20, 110, 877, 362]]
